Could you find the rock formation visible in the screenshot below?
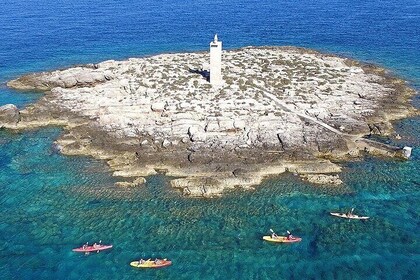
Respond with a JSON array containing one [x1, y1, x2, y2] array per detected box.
[[0, 104, 20, 128], [6, 47, 417, 196]]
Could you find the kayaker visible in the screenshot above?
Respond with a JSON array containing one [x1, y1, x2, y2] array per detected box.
[[93, 243, 98, 249], [139, 259, 145, 264], [271, 231, 278, 239], [287, 230, 293, 240]]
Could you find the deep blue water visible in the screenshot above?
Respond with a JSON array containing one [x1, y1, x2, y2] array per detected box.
[[0, 0, 419, 279]]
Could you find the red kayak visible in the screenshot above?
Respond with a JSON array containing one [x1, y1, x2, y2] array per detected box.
[[72, 244, 113, 253]]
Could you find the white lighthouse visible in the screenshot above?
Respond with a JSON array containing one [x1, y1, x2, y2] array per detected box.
[[209, 34, 223, 86]]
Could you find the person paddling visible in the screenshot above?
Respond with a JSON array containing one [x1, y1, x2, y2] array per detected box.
[[346, 208, 355, 218], [269, 228, 278, 239], [286, 230, 293, 240]]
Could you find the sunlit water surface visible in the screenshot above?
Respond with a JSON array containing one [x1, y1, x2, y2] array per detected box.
[[0, 0, 419, 279]]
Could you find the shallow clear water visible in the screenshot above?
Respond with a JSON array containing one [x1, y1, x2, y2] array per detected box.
[[0, 128, 418, 279], [0, 0, 419, 279]]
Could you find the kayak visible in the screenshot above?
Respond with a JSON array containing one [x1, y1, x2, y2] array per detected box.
[[72, 244, 113, 253], [330, 212, 369, 220], [130, 259, 172, 268], [263, 236, 302, 243]]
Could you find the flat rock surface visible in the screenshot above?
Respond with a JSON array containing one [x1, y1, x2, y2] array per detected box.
[[7, 47, 417, 196], [0, 104, 20, 127]]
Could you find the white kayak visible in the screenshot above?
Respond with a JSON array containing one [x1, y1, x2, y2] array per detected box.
[[330, 212, 369, 220]]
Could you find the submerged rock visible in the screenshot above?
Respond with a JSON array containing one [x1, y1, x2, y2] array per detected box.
[[300, 174, 343, 185], [115, 177, 146, 187]]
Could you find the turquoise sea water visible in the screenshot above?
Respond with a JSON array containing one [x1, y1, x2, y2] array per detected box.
[[0, 0, 419, 279]]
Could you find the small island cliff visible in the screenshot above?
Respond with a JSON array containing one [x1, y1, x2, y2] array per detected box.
[[2, 46, 417, 196]]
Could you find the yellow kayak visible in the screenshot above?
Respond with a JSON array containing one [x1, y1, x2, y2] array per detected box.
[[130, 259, 172, 268], [263, 235, 302, 243]]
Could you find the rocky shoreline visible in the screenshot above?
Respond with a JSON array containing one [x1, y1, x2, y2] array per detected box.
[[1, 46, 417, 196]]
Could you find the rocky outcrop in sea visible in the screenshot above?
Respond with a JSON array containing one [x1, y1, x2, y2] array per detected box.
[[3, 47, 417, 196]]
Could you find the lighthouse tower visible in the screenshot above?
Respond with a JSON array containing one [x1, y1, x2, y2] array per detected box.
[[209, 34, 223, 86]]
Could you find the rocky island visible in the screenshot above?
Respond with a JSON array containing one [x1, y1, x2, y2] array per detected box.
[[2, 45, 417, 196]]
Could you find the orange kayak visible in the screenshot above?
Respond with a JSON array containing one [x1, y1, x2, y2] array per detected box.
[[263, 236, 302, 243], [130, 259, 172, 268]]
